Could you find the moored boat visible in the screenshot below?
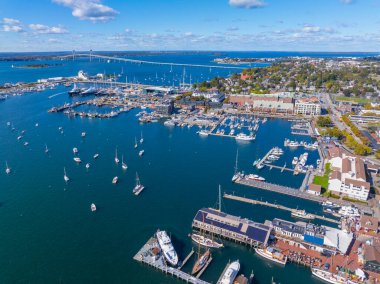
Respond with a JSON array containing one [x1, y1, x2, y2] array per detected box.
[[112, 176, 118, 184], [218, 260, 240, 284], [291, 209, 315, 220], [191, 233, 223, 248], [156, 229, 178, 266], [192, 249, 211, 275], [133, 172, 144, 195], [255, 247, 287, 265], [90, 203, 96, 212]]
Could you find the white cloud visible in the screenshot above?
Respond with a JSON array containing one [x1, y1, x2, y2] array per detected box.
[[340, 0, 353, 4], [52, 0, 119, 22], [302, 25, 321, 33], [29, 24, 68, 34], [2, 17, 23, 32], [228, 0, 266, 9]]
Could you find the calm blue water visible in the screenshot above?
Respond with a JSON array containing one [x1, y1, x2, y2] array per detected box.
[[0, 52, 343, 284]]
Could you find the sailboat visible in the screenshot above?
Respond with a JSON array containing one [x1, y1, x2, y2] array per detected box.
[[45, 144, 49, 154], [114, 148, 119, 164], [134, 137, 138, 149], [63, 167, 69, 182], [122, 155, 128, 170], [232, 149, 242, 182], [192, 249, 211, 275], [133, 172, 145, 195], [5, 161, 11, 174], [140, 132, 144, 144]]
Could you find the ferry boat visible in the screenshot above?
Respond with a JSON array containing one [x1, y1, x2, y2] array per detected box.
[[191, 233, 223, 248], [90, 203, 96, 212], [197, 129, 209, 136], [192, 249, 211, 275], [255, 247, 287, 265], [235, 133, 255, 141], [156, 229, 178, 266], [133, 173, 144, 195], [112, 176, 118, 184], [219, 260, 240, 284], [73, 157, 81, 163], [139, 150, 144, 157], [311, 267, 348, 284], [291, 209, 315, 220]]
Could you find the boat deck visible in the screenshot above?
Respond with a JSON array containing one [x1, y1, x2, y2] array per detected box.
[[133, 236, 210, 284]]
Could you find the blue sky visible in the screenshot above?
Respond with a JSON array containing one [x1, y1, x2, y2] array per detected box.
[[0, 0, 380, 52]]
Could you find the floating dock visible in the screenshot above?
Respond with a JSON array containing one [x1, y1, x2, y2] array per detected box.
[[133, 236, 210, 284], [223, 194, 340, 224]]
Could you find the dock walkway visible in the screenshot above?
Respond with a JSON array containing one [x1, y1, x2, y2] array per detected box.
[[234, 178, 372, 213], [133, 237, 210, 284], [224, 194, 340, 224]]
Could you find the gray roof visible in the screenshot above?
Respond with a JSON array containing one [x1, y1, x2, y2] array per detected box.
[[272, 218, 306, 235]]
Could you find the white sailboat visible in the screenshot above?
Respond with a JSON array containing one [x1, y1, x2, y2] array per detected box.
[[134, 137, 138, 148], [45, 144, 49, 154], [140, 132, 144, 144], [90, 203, 96, 212], [114, 148, 119, 164], [5, 161, 11, 174], [133, 172, 145, 195], [121, 155, 128, 170], [64, 167, 69, 182], [139, 150, 144, 157], [112, 176, 118, 184], [86, 163, 90, 169]]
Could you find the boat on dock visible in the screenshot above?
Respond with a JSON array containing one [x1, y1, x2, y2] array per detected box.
[[235, 133, 255, 141], [133, 172, 145, 196], [218, 260, 240, 284], [322, 201, 341, 210], [191, 249, 211, 275], [156, 229, 178, 266], [255, 247, 287, 265], [291, 209, 315, 220], [311, 267, 348, 284], [246, 174, 265, 182], [191, 233, 223, 248]]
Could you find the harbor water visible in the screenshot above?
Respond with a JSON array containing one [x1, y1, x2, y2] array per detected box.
[[0, 52, 334, 283]]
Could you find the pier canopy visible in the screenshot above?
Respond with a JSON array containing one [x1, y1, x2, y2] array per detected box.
[[192, 208, 272, 246]]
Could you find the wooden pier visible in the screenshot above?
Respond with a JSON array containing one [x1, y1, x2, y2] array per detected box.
[[234, 178, 373, 214], [223, 194, 340, 224], [133, 236, 210, 284], [265, 164, 295, 172], [178, 249, 194, 270]]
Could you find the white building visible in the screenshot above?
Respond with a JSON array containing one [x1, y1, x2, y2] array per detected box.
[[295, 99, 321, 116], [192, 91, 225, 103], [327, 147, 370, 201]]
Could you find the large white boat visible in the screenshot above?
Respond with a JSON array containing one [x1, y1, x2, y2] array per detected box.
[[198, 129, 209, 136], [164, 120, 176, 127], [191, 233, 223, 248], [322, 201, 341, 210], [291, 209, 315, 220], [156, 229, 178, 266], [338, 206, 360, 218], [246, 174, 265, 182], [133, 172, 144, 195], [235, 133, 255, 141], [73, 157, 82, 163], [311, 267, 348, 284], [218, 260, 240, 284], [255, 247, 287, 265]]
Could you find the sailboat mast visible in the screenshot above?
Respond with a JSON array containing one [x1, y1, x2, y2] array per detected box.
[[218, 185, 222, 212], [234, 149, 239, 174]]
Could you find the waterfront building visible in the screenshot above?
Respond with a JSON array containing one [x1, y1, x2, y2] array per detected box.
[[229, 93, 294, 114], [294, 98, 321, 116], [350, 115, 380, 124], [156, 100, 174, 115], [272, 218, 305, 240], [192, 208, 272, 247], [307, 184, 322, 196], [192, 91, 225, 103], [327, 146, 370, 201]]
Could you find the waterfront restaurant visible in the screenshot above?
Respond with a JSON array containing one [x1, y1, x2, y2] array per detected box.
[[192, 208, 272, 247]]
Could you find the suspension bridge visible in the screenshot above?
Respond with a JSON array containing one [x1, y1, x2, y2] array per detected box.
[[59, 52, 245, 70]]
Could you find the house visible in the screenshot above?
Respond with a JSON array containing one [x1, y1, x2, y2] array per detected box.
[[308, 184, 322, 196], [361, 216, 379, 233], [364, 245, 380, 274]]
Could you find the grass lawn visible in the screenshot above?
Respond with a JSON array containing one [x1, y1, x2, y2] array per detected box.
[[313, 163, 332, 194], [335, 96, 371, 104]]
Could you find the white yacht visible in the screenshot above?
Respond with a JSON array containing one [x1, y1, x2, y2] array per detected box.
[[338, 206, 360, 218], [114, 148, 119, 164], [191, 233, 223, 248], [133, 172, 145, 195], [255, 247, 287, 265], [139, 150, 144, 157], [112, 176, 118, 184], [235, 133, 255, 141], [246, 174, 265, 182], [218, 260, 240, 284], [121, 155, 128, 170], [63, 167, 69, 182], [73, 157, 81, 163], [5, 161, 11, 174], [90, 203, 96, 212], [164, 120, 176, 127], [81, 132, 86, 138], [311, 267, 348, 284], [156, 229, 178, 266], [140, 132, 144, 144], [86, 163, 90, 169], [93, 153, 99, 159], [198, 129, 209, 136], [291, 209, 315, 220], [73, 147, 78, 154]]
